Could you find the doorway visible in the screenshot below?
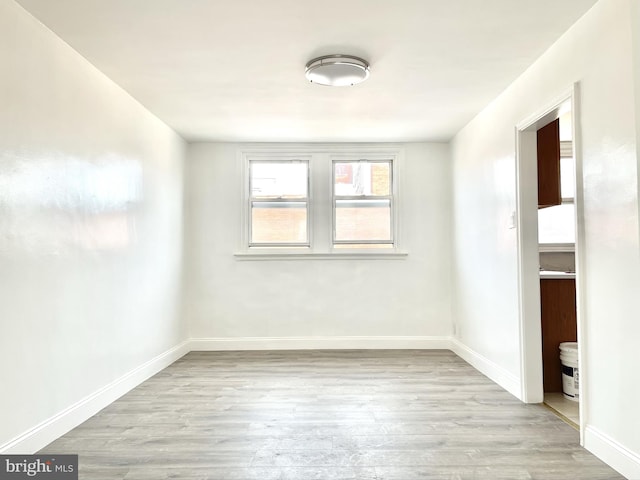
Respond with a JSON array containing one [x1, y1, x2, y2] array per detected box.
[[515, 84, 585, 441]]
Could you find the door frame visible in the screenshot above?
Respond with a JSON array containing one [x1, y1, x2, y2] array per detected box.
[[515, 82, 586, 442]]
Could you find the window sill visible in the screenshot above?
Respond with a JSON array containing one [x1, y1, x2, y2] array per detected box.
[[234, 250, 408, 261]]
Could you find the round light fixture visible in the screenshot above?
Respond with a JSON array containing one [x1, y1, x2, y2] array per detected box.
[[305, 54, 370, 86]]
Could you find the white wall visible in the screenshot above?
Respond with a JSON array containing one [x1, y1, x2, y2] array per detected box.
[[0, 0, 187, 451], [184, 142, 452, 347], [451, 0, 640, 477], [4, 0, 638, 474], [634, 0, 640, 240]]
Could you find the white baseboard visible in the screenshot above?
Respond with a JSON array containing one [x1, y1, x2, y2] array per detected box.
[[189, 335, 452, 351], [584, 425, 640, 479], [0, 340, 191, 454], [450, 338, 521, 400], [5, 334, 639, 480]]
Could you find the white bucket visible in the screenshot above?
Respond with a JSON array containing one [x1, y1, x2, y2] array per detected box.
[[560, 342, 579, 402]]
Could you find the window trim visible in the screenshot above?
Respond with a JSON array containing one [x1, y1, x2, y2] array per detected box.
[[248, 158, 310, 248], [332, 158, 395, 247], [238, 146, 405, 259]]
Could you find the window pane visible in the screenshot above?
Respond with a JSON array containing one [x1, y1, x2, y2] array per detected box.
[[334, 162, 390, 196], [251, 202, 307, 244], [538, 203, 575, 244], [251, 162, 307, 199], [335, 199, 391, 242]]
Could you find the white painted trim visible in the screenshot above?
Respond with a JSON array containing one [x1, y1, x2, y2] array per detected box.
[[237, 144, 406, 255], [189, 336, 452, 351], [6, 331, 638, 480], [0, 341, 191, 454], [11, 331, 640, 480], [570, 83, 588, 444], [329, 152, 402, 250], [243, 153, 313, 249], [515, 84, 581, 407], [233, 251, 408, 261], [3, 337, 451, 454], [516, 85, 575, 131], [450, 338, 522, 400], [515, 127, 544, 403], [584, 425, 640, 479]]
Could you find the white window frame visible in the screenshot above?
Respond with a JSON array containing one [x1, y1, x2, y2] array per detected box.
[[331, 157, 395, 248], [236, 146, 406, 260], [248, 158, 311, 248], [242, 152, 312, 251]]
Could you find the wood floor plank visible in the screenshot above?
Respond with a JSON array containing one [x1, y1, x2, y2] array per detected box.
[[40, 350, 624, 479]]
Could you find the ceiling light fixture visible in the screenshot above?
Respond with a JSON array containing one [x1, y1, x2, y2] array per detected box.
[[305, 54, 370, 87]]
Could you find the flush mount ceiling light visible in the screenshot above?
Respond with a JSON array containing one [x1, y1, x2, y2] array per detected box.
[[305, 54, 370, 86]]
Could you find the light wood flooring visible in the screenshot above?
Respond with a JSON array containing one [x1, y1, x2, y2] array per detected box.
[[40, 350, 624, 479]]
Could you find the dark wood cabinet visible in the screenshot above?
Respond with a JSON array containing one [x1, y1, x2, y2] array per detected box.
[[537, 119, 561, 208], [540, 278, 577, 392]]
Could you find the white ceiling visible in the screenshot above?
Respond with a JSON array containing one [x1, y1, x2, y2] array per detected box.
[[16, 0, 597, 142]]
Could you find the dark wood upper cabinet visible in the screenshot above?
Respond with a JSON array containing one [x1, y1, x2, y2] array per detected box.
[[537, 119, 561, 208]]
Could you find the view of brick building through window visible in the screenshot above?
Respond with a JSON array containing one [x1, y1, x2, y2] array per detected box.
[[334, 161, 392, 245], [250, 159, 392, 246], [250, 161, 308, 245], [251, 206, 307, 244]]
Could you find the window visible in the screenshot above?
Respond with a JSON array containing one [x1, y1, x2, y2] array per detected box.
[[241, 148, 403, 257], [249, 160, 309, 246], [333, 160, 393, 247]]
